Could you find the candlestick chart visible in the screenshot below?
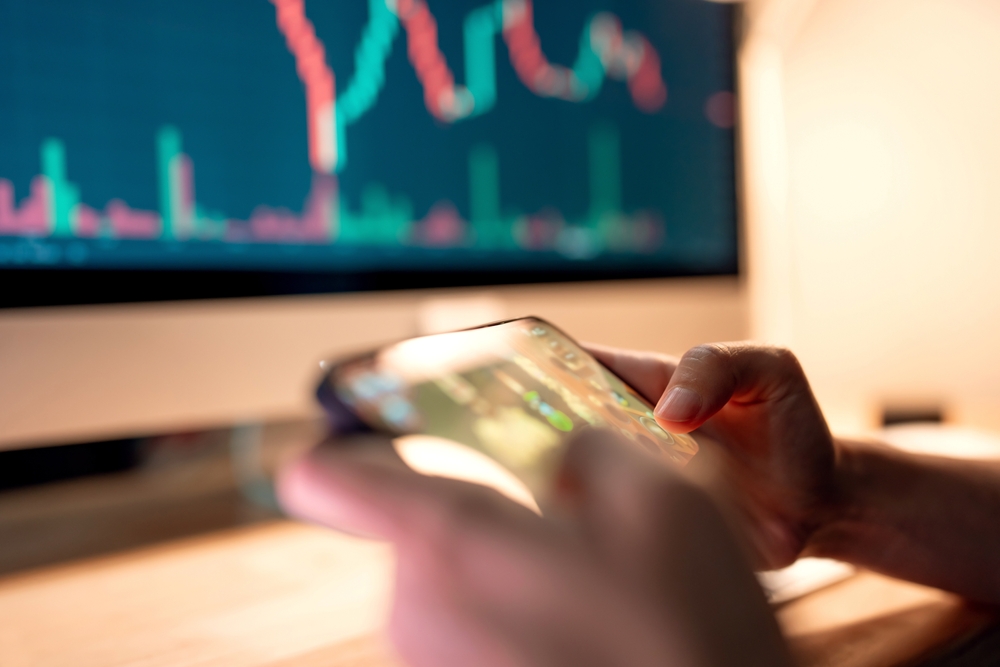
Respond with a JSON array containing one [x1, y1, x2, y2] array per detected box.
[[0, 0, 736, 274]]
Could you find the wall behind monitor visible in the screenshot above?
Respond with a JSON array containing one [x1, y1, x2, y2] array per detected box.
[[742, 0, 1000, 432], [0, 277, 746, 450]]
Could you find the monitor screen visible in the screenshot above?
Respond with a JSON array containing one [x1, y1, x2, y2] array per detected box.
[[0, 0, 737, 307]]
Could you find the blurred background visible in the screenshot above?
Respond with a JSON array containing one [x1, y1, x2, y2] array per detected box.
[[742, 0, 1000, 434]]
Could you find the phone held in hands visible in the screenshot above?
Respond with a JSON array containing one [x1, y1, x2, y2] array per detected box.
[[316, 317, 698, 508]]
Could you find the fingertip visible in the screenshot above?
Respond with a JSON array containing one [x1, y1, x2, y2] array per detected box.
[[655, 419, 700, 435], [655, 386, 703, 424]]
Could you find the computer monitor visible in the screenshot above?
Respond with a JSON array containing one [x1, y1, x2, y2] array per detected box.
[[0, 0, 743, 449]]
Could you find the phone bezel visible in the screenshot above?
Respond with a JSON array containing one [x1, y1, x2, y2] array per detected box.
[[315, 315, 662, 436]]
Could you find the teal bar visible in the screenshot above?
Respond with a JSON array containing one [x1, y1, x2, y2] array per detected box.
[[335, 114, 348, 174], [156, 125, 182, 240], [588, 122, 621, 222], [338, 207, 357, 244], [361, 182, 391, 244], [469, 143, 501, 248], [335, 0, 401, 172], [464, 3, 500, 115], [392, 193, 413, 244], [571, 17, 605, 100], [338, 0, 399, 124], [41, 138, 78, 237], [356, 182, 412, 245]]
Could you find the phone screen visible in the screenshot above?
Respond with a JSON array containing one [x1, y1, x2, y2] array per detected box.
[[324, 317, 698, 499]]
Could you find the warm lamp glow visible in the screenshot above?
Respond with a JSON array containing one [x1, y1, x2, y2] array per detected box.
[[793, 116, 893, 227], [741, 0, 1000, 433]]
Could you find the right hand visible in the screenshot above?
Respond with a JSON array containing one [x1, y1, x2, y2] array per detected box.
[[587, 342, 837, 570]]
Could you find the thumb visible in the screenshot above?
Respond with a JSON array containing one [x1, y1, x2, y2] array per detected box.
[[653, 343, 817, 433]]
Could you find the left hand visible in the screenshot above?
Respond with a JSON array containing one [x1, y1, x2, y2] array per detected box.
[[587, 342, 838, 571], [278, 429, 790, 667]]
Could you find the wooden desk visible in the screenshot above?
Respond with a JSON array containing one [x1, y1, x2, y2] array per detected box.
[[1, 521, 995, 667]]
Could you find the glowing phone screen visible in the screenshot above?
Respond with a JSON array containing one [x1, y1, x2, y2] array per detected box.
[[329, 318, 698, 498]]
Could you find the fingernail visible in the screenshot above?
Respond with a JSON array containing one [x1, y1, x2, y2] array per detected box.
[[656, 387, 702, 422]]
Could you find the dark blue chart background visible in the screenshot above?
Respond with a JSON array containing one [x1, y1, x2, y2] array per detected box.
[[0, 0, 737, 306]]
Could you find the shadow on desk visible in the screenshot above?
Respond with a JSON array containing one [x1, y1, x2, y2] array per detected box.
[[0, 420, 997, 667], [1, 518, 997, 667]]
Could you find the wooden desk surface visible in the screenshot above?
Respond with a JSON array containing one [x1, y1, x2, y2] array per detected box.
[[1, 520, 994, 667]]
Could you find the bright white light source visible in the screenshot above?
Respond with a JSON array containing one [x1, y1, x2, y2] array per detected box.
[[393, 434, 541, 514], [758, 558, 855, 604]]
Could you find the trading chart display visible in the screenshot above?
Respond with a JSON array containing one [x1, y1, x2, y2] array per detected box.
[[0, 0, 736, 293]]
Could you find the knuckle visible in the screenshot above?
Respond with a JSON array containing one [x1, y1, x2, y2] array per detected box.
[[680, 343, 737, 388], [767, 344, 798, 363], [685, 342, 732, 367], [765, 345, 807, 377], [718, 342, 807, 380]]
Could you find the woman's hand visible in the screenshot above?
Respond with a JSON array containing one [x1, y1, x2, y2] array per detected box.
[[588, 343, 837, 570], [278, 429, 790, 667]]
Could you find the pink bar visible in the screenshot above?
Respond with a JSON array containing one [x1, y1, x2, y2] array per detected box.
[[414, 201, 465, 247], [0, 179, 14, 233], [299, 174, 335, 241], [11, 176, 53, 236], [179, 154, 195, 223], [247, 206, 299, 241], [75, 204, 102, 237], [2, 164, 343, 243], [0, 177, 56, 237], [247, 173, 336, 243], [0, 177, 55, 236], [107, 199, 161, 239], [514, 207, 564, 250]]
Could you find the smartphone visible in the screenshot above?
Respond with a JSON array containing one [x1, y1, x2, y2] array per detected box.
[[316, 317, 698, 506]]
